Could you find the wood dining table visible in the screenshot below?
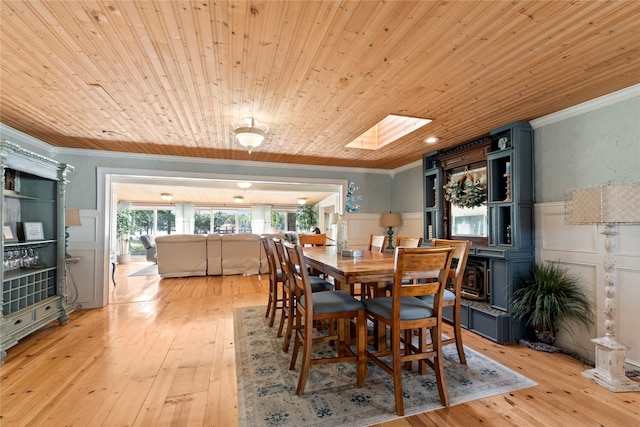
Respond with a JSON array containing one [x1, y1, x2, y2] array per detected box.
[[302, 246, 396, 349], [302, 246, 396, 293]]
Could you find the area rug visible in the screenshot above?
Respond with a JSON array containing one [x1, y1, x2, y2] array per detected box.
[[234, 306, 536, 427], [128, 264, 158, 277]]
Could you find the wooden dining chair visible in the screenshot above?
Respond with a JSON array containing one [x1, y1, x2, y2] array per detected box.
[[285, 242, 367, 395], [274, 239, 333, 352], [261, 236, 284, 328], [417, 238, 472, 364], [298, 233, 326, 247], [363, 246, 454, 416], [395, 235, 423, 248], [375, 235, 425, 297], [360, 234, 389, 298], [367, 234, 387, 253]]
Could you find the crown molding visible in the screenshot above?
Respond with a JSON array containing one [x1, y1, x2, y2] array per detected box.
[[530, 84, 640, 129]]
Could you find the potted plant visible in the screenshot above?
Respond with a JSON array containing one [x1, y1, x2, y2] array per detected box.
[[295, 204, 317, 232], [116, 209, 133, 264], [510, 262, 593, 345]]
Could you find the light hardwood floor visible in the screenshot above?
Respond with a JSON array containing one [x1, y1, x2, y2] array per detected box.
[[1, 260, 638, 426]]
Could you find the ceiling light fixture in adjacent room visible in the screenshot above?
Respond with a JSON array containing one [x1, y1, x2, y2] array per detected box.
[[237, 182, 252, 189], [160, 193, 173, 201], [297, 198, 307, 205], [233, 195, 244, 203], [232, 117, 269, 154]]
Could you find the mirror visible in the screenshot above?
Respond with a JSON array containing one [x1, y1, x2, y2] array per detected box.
[[446, 167, 488, 238]]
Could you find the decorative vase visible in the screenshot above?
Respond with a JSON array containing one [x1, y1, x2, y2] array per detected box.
[[336, 215, 347, 254]]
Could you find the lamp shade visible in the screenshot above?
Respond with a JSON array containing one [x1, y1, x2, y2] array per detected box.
[[65, 208, 82, 227], [380, 212, 402, 227], [567, 183, 640, 224]]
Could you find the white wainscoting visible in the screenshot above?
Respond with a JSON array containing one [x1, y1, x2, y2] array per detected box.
[[344, 212, 424, 249], [535, 202, 640, 369], [65, 210, 107, 309]]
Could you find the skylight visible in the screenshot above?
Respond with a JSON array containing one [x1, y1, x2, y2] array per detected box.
[[345, 114, 432, 150]]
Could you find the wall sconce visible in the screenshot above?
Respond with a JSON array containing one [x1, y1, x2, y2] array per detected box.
[[232, 117, 269, 154]]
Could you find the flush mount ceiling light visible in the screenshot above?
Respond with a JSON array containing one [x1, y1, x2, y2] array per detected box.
[[160, 193, 173, 201], [297, 198, 307, 205], [345, 114, 432, 150], [237, 182, 252, 189], [232, 117, 269, 154], [425, 136, 439, 144], [233, 195, 244, 203]]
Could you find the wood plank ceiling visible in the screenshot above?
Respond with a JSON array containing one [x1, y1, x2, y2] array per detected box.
[[1, 1, 638, 172]]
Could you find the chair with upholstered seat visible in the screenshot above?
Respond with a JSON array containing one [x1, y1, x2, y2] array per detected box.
[[261, 236, 284, 328], [373, 235, 425, 298], [363, 246, 454, 416], [274, 239, 334, 351], [139, 235, 157, 263], [416, 238, 472, 364], [285, 242, 367, 395]]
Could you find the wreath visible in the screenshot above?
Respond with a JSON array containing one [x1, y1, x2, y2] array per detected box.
[[444, 172, 487, 208]]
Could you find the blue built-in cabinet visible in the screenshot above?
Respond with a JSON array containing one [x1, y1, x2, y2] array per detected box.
[[423, 121, 534, 344]]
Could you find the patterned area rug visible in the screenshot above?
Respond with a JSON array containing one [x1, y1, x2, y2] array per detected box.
[[234, 306, 536, 427]]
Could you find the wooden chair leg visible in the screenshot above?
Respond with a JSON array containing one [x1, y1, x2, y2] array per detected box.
[[356, 311, 367, 387], [431, 325, 450, 407], [391, 329, 405, 416], [295, 319, 314, 395], [282, 294, 295, 352], [277, 287, 287, 337], [453, 306, 467, 364]]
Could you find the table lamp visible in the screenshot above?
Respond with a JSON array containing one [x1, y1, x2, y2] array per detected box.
[[380, 212, 402, 250], [65, 208, 82, 258], [566, 182, 640, 392]]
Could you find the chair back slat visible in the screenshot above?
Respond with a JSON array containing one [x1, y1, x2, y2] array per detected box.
[[392, 247, 453, 301], [395, 235, 423, 248], [368, 234, 387, 253], [298, 233, 326, 247], [430, 239, 472, 295]]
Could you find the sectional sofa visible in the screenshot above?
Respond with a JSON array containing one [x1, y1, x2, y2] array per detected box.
[[154, 232, 298, 278]]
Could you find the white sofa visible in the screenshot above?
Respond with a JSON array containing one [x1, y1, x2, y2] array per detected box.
[[155, 234, 208, 278], [155, 233, 265, 278]]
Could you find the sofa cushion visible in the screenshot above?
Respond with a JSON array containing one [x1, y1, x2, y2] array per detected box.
[[221, 234, 262, 275], [155, 234, 207, 278], [206, 234, 222, 275]]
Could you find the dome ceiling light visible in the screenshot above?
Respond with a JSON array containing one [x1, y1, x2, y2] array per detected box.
[[297, 198, 307, 205], [237, 182, 252, 189], [160, 193, 173, 201], [232, 117, 269, 154], [233, 195, 244, 203]]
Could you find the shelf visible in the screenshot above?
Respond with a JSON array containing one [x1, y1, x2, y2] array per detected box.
[[4, 239, 56, 248], [3, 266, 56, 282]]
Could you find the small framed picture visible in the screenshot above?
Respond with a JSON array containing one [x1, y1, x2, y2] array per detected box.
[[23, 222, 44, 241], [3, 225, 18, 243]]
